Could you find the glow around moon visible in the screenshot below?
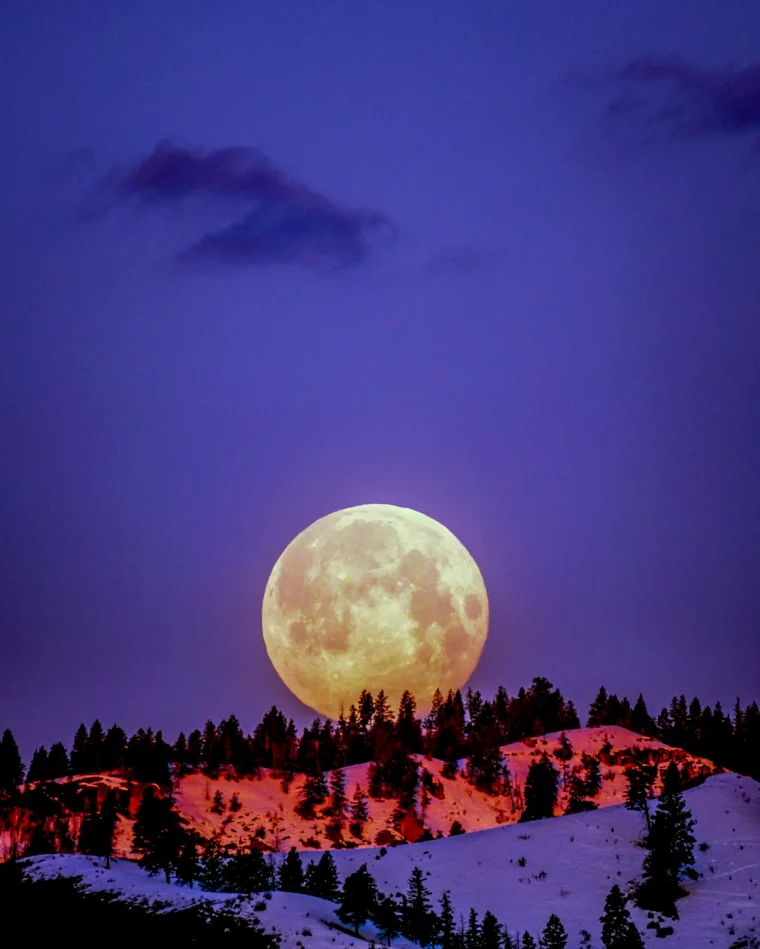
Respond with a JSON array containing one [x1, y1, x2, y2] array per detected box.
[[261, 504, 489, 719]]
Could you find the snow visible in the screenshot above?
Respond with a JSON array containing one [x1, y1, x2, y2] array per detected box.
[[24, 769, 760, 948], [172, 727, 718, 854]]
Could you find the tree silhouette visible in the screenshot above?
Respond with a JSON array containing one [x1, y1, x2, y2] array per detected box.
[[0, 729, 24, 794], [521, 753, 559, 821], [600, 884, 644, 948], [336, 863, 378, 935]]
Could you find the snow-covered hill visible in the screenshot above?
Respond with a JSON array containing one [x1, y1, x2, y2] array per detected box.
[[23, 747, 759, 947], [172, 727, 717, 854]]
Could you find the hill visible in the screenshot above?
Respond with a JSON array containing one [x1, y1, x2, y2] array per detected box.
[[22, 770, 760, 947]]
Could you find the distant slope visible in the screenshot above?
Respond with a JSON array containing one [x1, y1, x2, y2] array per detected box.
[[172, 726, 718, 853]]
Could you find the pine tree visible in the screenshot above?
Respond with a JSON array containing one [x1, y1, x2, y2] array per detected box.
[[328, 767, 347, 821], [311, 851, 340, 901], [465, 908, 480, 949], [564, 772, 598, 815], [587, 687, 609, 727], [404, 865, 438, 946], [88, 720, 104, 771], [296, 767, 328, 817], [349, 784, 369, 836], [439, 890, 457, 949], [521, 934, 537, 949], [196, 836, 228, 892], [539, 914, 567, 949], [582, 755, 602, 798], [70, 723, 90, 775], [47, 742, 70, 779], [0, 729, 24, 794], [210, 789, 225, 814], [131, 788, 187, 882], [481, 910, 502, 949], [373, 895, 402, 946], [278, 846, 304, 892], [630, 695, 656, 736], [336, 863, 378, 935], [600, 884, 644, 948], [27, 747, 50, 783], [624, 759, 656, 832], [225, 840, 270, 894], [521, 753, 559, 821], [175, 839, 199, 888], [637, 761, 697, 913]]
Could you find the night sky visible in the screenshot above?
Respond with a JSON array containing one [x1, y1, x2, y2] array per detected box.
[[2, 2, 759, 758]]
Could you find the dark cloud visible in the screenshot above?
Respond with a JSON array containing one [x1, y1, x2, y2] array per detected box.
[[600, 56, 760, 144], [93, 142, 394, 271]]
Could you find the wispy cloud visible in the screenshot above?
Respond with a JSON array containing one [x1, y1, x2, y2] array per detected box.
[[91, 142, 395, 271], [598, 55, 760, 145]]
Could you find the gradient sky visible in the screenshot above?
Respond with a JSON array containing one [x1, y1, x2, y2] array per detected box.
[[2, 1, 759, 757]]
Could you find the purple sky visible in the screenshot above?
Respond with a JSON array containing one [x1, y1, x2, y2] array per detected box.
[[2, 2, 759, 757]]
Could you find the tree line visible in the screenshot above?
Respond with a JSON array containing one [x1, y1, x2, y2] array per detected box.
[[2, 678, 757, 801]]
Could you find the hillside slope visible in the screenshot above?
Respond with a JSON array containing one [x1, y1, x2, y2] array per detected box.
[[25, 771, 760, 948]]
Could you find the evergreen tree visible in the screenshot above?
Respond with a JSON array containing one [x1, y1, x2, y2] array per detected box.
[[210, 789, 225, 814], [564, 772, 598, 815], [78, 789, 119, 867], [481, 910, 502, 949], [278, 846, 304, 893], [404, 865, 438, 946], [196, 836, 228, 892], [600, 884, 643, 948], [102, 725, 127, 771], [175, 839, 199, 888], [587, 687, 609, 727], [70, 723, 90, 775], [328, 768, 348, 821], [349, 784, 369, 835], [637, 762, 697, 913], [630, 695, 656, 736], [27, 747, 50, 783], [439, 890, 457, 949], [309, 851, 340, 901], [47, 742, 70, 779], [373, 895, 402, 946], [225, 841, 270, 894], [465, 908, 480, 949], [88, 720, 105, 772], [336, 863, 378, 935], [296, 767, 328, 817], [0, 729, 24, 794], [624, 759, 656, 832], [582, 755, 602, 798], [539, 914, 567, 949], [521, 753, 559, 821], [521, 934, 537, 949], [131, 788, 187, 883]]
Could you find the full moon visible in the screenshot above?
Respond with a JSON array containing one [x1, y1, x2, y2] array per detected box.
[[261, 504, 489, 719]]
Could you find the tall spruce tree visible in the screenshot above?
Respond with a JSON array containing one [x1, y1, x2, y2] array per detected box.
[[521, 753, 559, 821], [439, 890, 457, 949], [278, 846, 304, 892], [624, 759, 656, 832], [336, 863, 378, 935], [522, 934, 538, 949], [47, 742, 70, 779], [481, 910, 502, 949], [78, 789, 119, 867], [373, 895, 402, 946], [0, 729, 24, 794], [27, 747, 50, 783], [70, 724, 90, 775], [600, 884, 643, 948], [636, 762, 697, 913], [539, 914, 567, 949], [465, 908, 480, 949], [311, 851, 340, 901], [404, 865, 438, 946], [131, 788, 187, 882], [328, 767, 348, 821]]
